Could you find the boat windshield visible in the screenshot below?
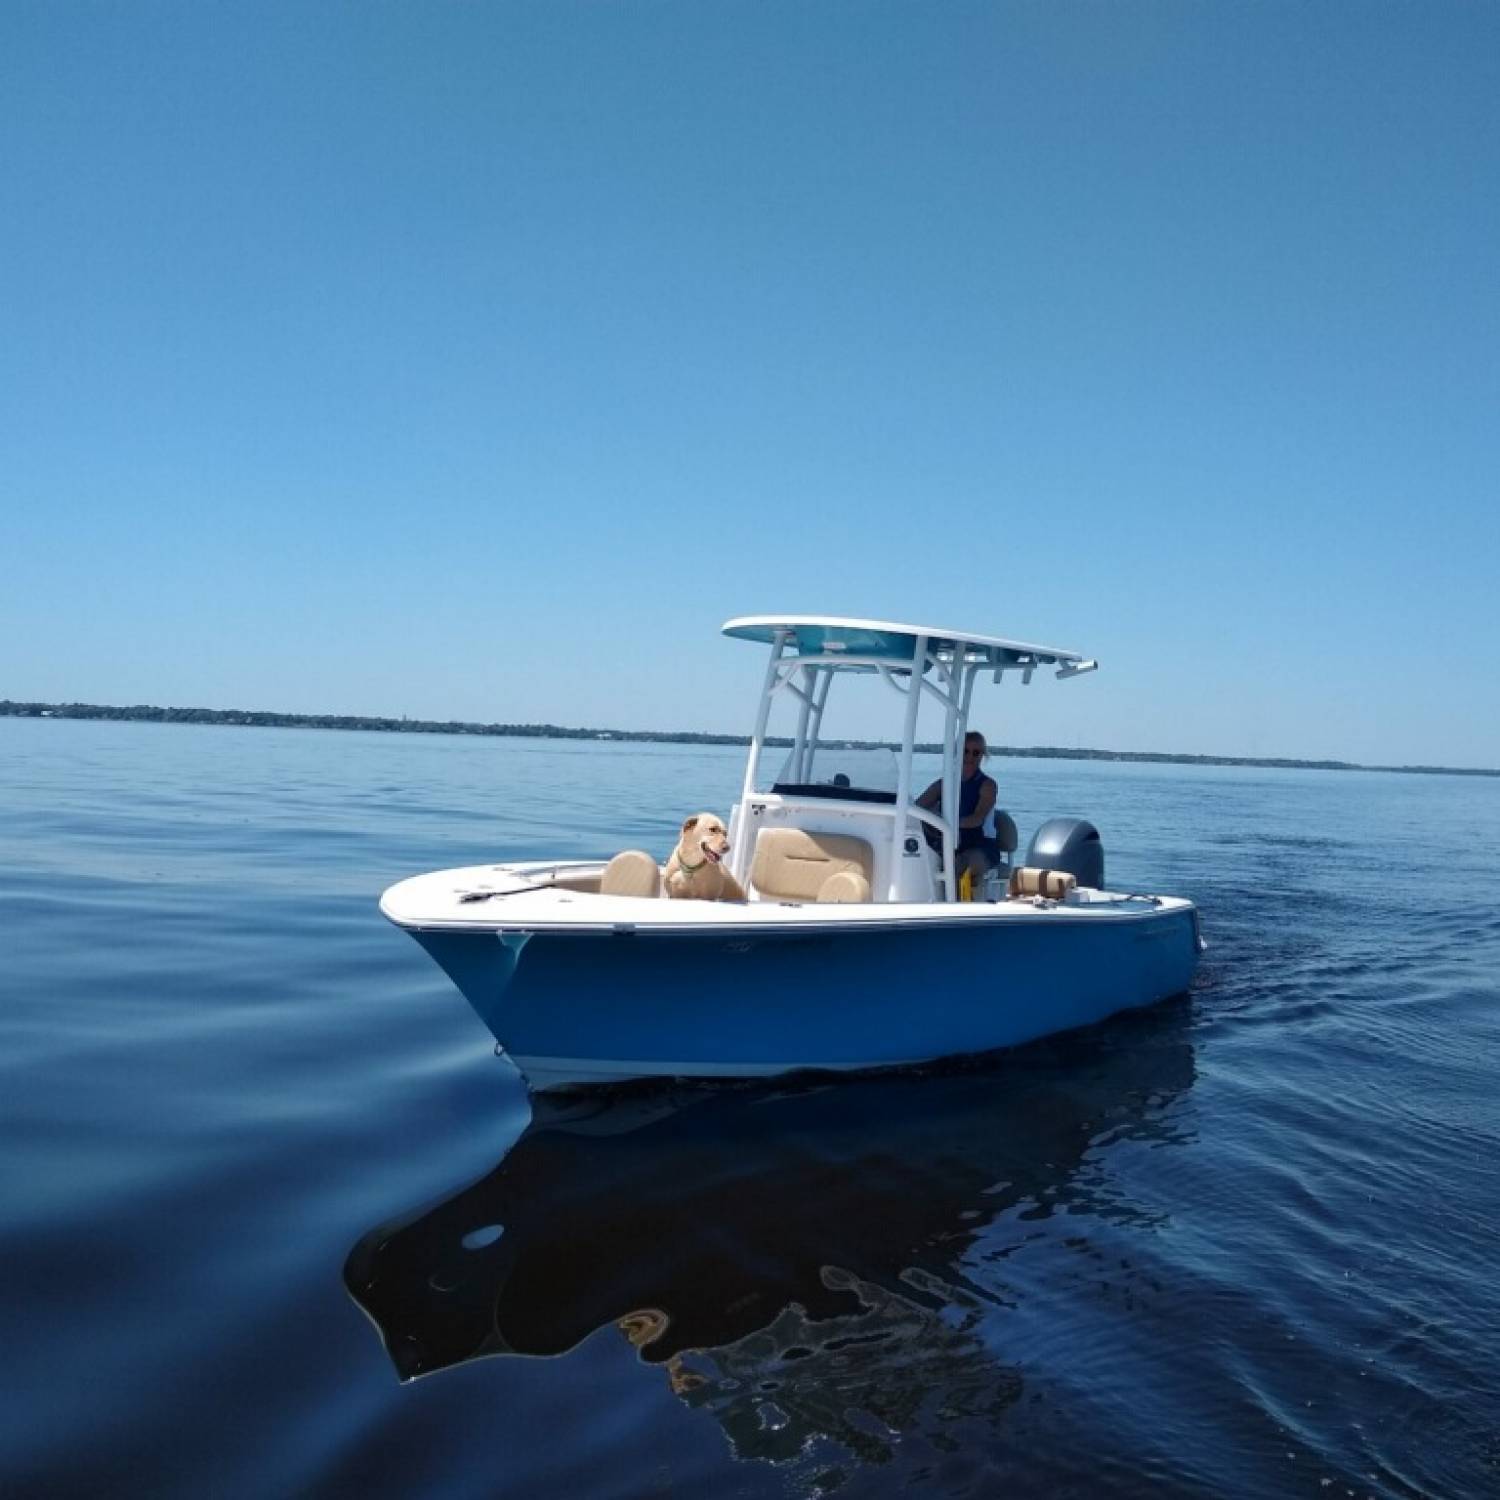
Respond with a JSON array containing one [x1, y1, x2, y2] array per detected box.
[[766, 744, 900, 801]]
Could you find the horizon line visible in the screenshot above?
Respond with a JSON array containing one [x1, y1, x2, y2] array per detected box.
[[3, 698, 1497, 780]]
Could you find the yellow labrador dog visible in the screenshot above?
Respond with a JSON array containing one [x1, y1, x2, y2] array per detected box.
[[664, 813, 746, 902]]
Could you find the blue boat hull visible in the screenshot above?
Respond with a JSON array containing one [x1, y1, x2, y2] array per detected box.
[[408, 907, 1201, 1090]]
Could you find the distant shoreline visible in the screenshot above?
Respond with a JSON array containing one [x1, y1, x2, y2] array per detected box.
[[3, 698, 1496, 779]]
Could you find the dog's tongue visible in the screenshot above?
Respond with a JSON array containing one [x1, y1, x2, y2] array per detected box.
[[704, 846, 722, 864]]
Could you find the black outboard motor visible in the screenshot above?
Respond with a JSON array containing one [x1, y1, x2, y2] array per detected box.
[[1026, 817, 1104, 889]]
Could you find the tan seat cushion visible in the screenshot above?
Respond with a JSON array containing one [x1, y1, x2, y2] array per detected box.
[[750, 828, 874, 903], [817, 870, 871, 903], [600, 849, 662, 898], [1007, 866, 1077, 900]]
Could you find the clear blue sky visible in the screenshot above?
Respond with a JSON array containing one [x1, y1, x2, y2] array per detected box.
[[4, 2, 1497, 767]]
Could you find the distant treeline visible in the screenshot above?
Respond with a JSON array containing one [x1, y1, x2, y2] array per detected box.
[[3, 699, 1496, 778]]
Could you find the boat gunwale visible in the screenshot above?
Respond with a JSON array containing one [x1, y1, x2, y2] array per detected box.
[[378, 861, 1195, 938]]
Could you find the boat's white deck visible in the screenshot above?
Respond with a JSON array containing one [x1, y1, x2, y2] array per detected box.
[[380, 861, 1193, 935]]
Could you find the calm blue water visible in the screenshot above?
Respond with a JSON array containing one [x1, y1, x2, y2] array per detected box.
[[3, 718, 1498, 1498]]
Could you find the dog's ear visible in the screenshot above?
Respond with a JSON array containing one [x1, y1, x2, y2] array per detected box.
[[681, 815, 699, 833]]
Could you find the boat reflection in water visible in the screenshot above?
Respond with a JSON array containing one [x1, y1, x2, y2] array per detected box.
[[346, 1002, 1195, 1473]]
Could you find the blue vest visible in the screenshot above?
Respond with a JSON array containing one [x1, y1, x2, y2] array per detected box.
[[955, 772, 997, 854]]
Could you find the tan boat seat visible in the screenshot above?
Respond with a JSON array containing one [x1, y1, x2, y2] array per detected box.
[[599, 849, 663, 898], [816, 869, 871, 903], [750, 828, 874, 903]]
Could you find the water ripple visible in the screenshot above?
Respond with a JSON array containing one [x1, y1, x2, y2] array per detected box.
[[3, 721, 1500, 1497]]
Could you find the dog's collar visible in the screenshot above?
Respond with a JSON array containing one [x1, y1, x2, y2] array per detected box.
[[676, 849, 708, 873]]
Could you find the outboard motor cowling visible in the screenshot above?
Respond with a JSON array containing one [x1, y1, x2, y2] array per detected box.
[[1025, 817, 1104, 889]]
